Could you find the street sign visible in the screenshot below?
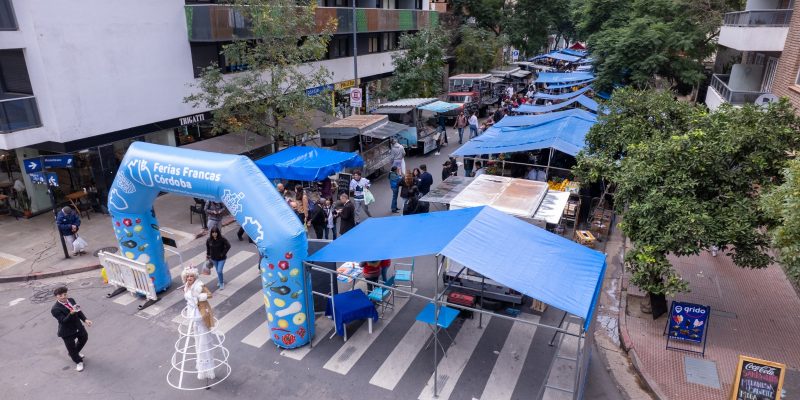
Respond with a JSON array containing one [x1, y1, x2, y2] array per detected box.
[[350, 88, 363, 108], [730, 355, 786, 400], [511, 49, 520, 61], [43, 155, 74, 168], [29, 172, 46, 185], [47, 173, 59, 187], [23, 158, 42, 173]]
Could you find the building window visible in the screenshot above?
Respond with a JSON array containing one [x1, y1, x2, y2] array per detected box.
[[794, 67, 800, 86], [0, 0, 18, 30], [329, 36, 351, 59], [368, 36, 380, 53], [383, 32, 398, 50]]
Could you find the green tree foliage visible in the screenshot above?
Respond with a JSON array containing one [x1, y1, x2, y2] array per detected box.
[[389, 27, 448, 99], [451, 0, 509, 36], [762, 159, 800, 283], [575, 89, 800, 295], [576, 0, 741, 91], [454, 25, 506, 73], [184, 0, 334, 143]]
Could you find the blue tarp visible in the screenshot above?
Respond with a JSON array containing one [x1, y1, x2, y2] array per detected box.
[[493, 108, 598, 128], [255, 146, 364, 182], [535, 72, 595, 84], [534, 85, 593, 100], [307, 206, 607, 328], [545, 78, 596, 90], [514, 95, 599, 113], [559, 48, 587, 57], [418, 101, 462, 113], [453, 109, 596, 156]]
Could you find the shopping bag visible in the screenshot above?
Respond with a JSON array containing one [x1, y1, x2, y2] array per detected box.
[[364, 188, 375, 205], [72, 236, 88, 253], [200, 260, 212, 275]]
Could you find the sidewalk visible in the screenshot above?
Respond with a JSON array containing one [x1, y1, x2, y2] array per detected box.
[[619, 248, 800, 399], [0, 193, 223, 282]]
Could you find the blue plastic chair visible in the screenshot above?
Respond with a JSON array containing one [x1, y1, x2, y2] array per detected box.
[[368, 275, 395, 317], [394, 259, 414, 297]]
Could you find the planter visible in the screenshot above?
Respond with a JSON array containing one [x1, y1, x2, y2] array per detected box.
[[23, 210, 32, 218]]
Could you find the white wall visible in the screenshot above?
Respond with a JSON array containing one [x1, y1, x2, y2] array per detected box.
[[1, 0, 202, 150], [718, 26, 788, 51], [705, 86, 727, 111], [729, 64, 765, 91]]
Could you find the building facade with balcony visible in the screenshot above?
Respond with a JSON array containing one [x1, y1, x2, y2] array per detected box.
[[0, 0, 435, 213], [705, 0, 794, 111]]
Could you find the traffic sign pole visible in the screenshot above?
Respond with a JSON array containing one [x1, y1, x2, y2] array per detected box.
[[50, 184, 70, 259]]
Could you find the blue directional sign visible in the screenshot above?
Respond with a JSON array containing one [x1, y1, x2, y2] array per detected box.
[[46, 173, 59, 187], [29, 172, 46, 185], [23, 158, 42, 173], [43, 155, 74, 168], [511, 49, 520, 61]]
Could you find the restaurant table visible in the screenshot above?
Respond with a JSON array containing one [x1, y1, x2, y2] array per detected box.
[[416, 303, 460, 356], [325, 289, 379, 341]]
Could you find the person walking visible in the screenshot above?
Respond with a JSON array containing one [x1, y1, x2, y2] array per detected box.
[[337, 193, 356, 234], [437, 114, 448, 145], [454, 111, 468, 144], [308, 199, 326, 239], [390, 139, 406, 173], [389, 166, 402, 213], [206, 227, 231, 290], [56, 206, 83, 256], [322, 197, 337, 240], [349, 170, 372, 224], [468, 112, 479, 138], [417, 164, 433, 196], [204, 201, 225, 231], [51, 286, 93, 372]]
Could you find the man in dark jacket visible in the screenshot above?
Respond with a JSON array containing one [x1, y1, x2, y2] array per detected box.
[[51, 286, 92, 371], [417, 164, 433, 195], [56, 206, 81, 256], [337, 193, 356, 234], [308, 199, 327, 239]]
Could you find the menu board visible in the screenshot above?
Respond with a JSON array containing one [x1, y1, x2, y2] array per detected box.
[[730, 355, 786, 400], [337, 173, 352, 195]]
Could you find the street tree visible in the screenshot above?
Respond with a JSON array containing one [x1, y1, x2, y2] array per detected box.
[[575, 89, 800, 297], [761, 159, 800, 284], [184, 0, 335, 144], [451, 0, 509, 36], [454, 25, 506, 73], [389, 27, 448, 99]]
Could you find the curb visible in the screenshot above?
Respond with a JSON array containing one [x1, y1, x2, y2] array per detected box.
[[617, 288, 669, 400], [0, 263, 102, 283]]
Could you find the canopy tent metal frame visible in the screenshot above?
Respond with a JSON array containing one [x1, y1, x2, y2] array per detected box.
[[303, 258, 594, 399], [459, 155, 573, 181]]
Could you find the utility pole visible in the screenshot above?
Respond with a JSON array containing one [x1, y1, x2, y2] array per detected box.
[[352, 0, 359, 115]]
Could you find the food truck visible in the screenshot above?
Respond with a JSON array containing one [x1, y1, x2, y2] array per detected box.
[[317, 114, 406, 177], [448, 73, 502, 116], [490, 65, 533, 95], [422, 174, 571, 304], [372, 98, 438, 154]]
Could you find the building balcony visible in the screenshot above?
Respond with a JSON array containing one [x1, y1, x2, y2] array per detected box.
[[185, 5, 439, 42], [0, 95, 42, 133], [705, 73, 770, 110], [719, 9, 792, 51]]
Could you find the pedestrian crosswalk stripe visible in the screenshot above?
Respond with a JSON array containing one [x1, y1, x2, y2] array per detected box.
[[241, 321, 270, 349], [214, 291, 263, 335], [279, 316, 334, 359], [480, 315, 540, 400], [418, 315, 493, 400], [171, 253, 259, 323], [369, 320, 432, 390], [139, 251, 254, 318], [114, 251, 208, 306], [323, 289, 417, 375]]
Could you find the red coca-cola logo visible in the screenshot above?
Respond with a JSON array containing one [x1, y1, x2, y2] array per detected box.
[[745, 363, 776, 376]]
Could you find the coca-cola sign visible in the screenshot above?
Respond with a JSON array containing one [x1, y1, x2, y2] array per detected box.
[[732, 355, 786, 400], [744, 363, 777, 376]]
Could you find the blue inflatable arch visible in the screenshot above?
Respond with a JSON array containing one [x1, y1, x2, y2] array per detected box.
[[107, 142, 313, 348]]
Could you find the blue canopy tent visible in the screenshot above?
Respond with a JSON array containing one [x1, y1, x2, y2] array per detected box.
[[255, 146, 364, 182], [539, 51, 583, 63], [535, 72, 595, 84], [493, 109, 597, 128], [417, 101, 462, 113], [545, 78, 596, 91], [514, 95, 599, 114], [534, 85, 593, 101], [306, 206, 606, 398], [559, 48, 587, 57]]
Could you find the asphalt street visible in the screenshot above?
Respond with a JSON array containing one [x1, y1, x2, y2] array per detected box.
[[0, 131, 623, 400]]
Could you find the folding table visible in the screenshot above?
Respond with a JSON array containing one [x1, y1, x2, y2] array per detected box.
[[325, 289, 379, 341], [416, 303, 460, 356]]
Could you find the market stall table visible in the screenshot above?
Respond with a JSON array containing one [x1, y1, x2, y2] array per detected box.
[[325, 289, 378, 341]]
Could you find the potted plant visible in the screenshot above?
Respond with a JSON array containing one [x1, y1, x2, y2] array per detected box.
[[15, 187, 32, 218]]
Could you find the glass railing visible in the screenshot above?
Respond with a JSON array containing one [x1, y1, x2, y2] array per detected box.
[[0, 96, 42, 133], [709, 74, 768, 105], [185, 5, 438, 41], [723, 9, 793, 27]]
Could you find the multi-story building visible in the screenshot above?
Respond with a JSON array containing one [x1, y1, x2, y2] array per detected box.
[[705, 0, 794, 111], [0, 0, 436, 213]]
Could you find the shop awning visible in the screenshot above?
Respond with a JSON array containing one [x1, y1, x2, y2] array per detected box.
[[418, 101, 462, 113], [373, 107, 414, 115], [360, 121, 409, 140], [452, 110, 596, 157], [514, 95, 599, 113], [535, 72, 595, 84], [307, 206, 607, 328], [254, 146, 364, 182], [534, 86, 593, 100]]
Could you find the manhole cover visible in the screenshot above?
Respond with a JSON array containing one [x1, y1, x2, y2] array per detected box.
[[684, 356, 720, 389], [94, 247, 118, 257]]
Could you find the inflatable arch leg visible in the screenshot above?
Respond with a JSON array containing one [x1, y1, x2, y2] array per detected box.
[[108, 142, 314, 348]]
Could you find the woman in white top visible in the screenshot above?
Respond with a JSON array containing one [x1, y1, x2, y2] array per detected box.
[[181, 267, 216, 380]]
